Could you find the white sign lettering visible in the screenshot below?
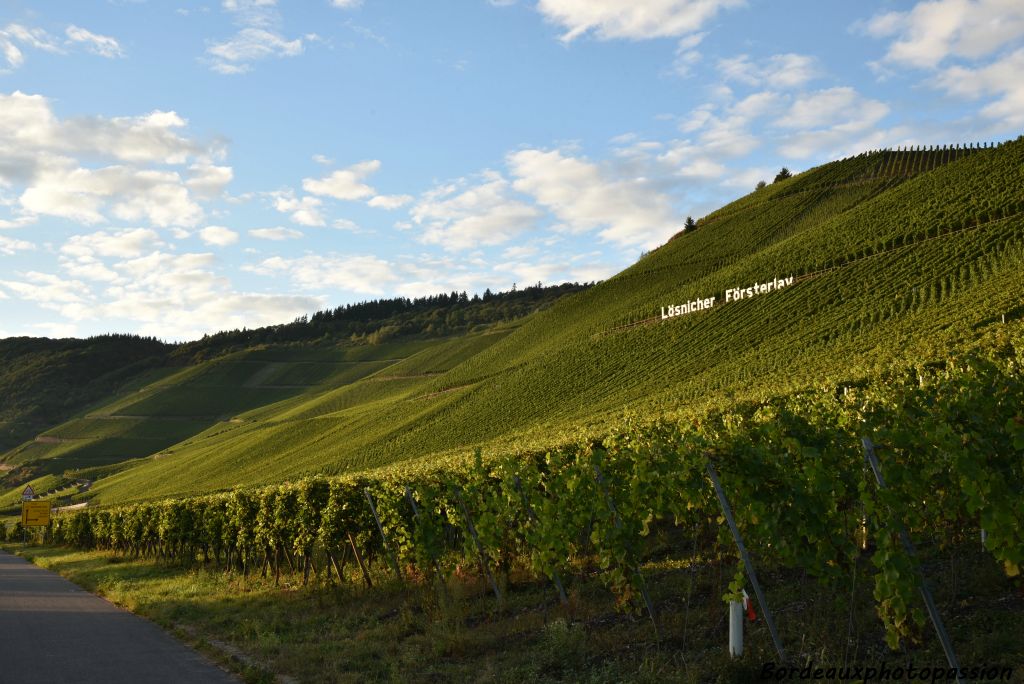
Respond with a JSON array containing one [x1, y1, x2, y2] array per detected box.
[[660, 275, 794, 321], [725, 276, 794, 303], [661, 297, 716, 320]]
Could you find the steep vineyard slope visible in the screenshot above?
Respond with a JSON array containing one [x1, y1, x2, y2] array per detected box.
[[0, 336, 504, 513], [0, 336, 171, 454], [90, 139, 1024, 503]]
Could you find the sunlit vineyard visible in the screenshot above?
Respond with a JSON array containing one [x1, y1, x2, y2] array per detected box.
[[48, 349, 1024, 651], [53, 136, 1023, 506], [4, 137, 1021, 670]]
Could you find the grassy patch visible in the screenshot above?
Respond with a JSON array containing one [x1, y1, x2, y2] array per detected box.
[[6, 537, 1021, 683]]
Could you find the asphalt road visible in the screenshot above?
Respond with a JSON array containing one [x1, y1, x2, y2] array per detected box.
[[0, 551, 238, 684]]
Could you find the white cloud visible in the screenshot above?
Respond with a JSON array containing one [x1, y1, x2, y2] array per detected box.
[[778, 87, 889, 131], [0, 24, 61, 71], [245, 254, 400, 295], [222, 0, 280, 28], [367, 193, 413, 210], [65, 25, 124, 58], [775, 88, 892, 159], [249, 226, 303, 240], [31, 322, 79, 338], [933, 48, 1024, 128], [0, 93, 212, 229], [199, 225, 240, 246], [98, 249, 323, 339], [0, 92, 202, 171], [59, 256, 120, 283], [717, 53, 820, 89], [303, 160, 380, 200], [312, 153, 333, 165], [2, 23, 128, 71], [271, 190, 325, 226], [4, 247, 324, 340], [61, 228, 163, 259], [411, 171, 542, 250], [0, 234, 34, 255], [536, 0, 745, 41], [332, 218, 364, 232], [501, 244, 540, 259], [0, 216, 36, 229], [508, 149, 679, 248], [186, 163, 233, 198], [671, 31, 705, 76], [859, 0, 1024, 68], [0, 271, 87, 305], [721, 165, 776, 189], [654, 141, 729, 177], [331, 0, 363, 7], [20, 163, 203, 227], [207, 28, 305, 74]]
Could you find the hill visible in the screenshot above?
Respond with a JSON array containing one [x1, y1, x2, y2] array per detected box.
[[0, 284, 586, 513], [63, 137, 1024, 505], [0, 335, 172, 455]]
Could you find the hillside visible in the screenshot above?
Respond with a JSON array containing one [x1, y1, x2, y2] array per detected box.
[[64, 138, 1024, 505], [0, 285, 584, 513], [0, 335, 172, 454]]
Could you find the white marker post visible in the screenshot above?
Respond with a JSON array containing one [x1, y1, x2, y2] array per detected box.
[[729, 600, 743, 657]]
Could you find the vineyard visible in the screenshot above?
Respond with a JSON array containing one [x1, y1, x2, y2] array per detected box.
[[4, 137, 1024, 678], [38, 347, 1024, 658]]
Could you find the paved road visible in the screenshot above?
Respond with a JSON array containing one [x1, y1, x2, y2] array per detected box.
[[0, 551, 238, 684]]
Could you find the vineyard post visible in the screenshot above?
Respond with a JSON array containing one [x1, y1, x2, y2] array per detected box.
[[861, 437, 963, 682], [705, 460, 786, 662], [512, 476, 569, 605], [591, 461, 659, 639], [364, 488, 403, 582], [327, 547, 347, 585], [453, 488, 502, 602], [347, 531, 373, 588]]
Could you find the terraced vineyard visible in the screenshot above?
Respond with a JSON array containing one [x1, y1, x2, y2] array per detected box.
[[4, 139, 1023, 512], [50, 138, 1021, 505], [0, 336, 503, 516]]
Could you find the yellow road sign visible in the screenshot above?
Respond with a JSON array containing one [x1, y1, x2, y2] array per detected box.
[[21, 500, 51, 527]]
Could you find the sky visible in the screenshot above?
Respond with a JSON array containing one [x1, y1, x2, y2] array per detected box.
[[0, 0, 1022, 341]]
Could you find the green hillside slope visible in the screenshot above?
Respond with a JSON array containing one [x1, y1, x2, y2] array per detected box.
[[0, 335, 172, 454], [1, 284, 583, 513], [0, 336, 480, 511], [76, 138, 1024, 503]]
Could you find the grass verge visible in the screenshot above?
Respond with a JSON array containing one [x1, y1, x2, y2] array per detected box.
[[3, 537, 1022, 683]]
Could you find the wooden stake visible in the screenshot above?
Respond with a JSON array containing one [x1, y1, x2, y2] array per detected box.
[[348, 531, 373, 588]]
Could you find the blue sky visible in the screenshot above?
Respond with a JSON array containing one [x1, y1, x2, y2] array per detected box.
[[1, 0, 1022, 340]]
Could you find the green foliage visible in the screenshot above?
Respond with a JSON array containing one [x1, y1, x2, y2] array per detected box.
[[50, 137, 1022, 506], [0, 335, 170, 452], [50, 352, 1024, 650]]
